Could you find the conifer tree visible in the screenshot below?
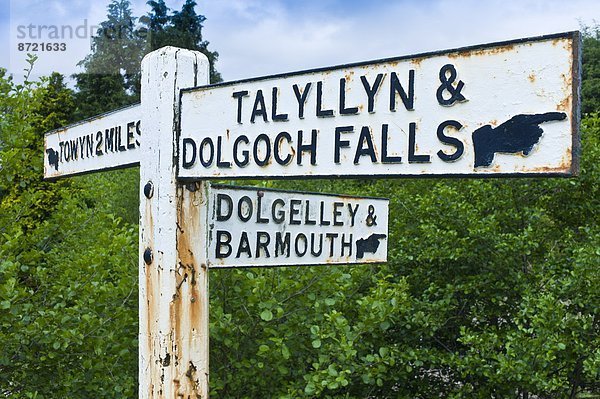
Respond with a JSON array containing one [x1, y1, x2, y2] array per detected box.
[[141, 0, 222, 83], [142, 0, 170, 50], [73, 0, 144, 118]]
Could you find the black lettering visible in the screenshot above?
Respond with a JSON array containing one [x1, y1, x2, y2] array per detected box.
[[182, 138, 197, 168], [59, 141, 65, 162], [58, 141, 65, 162], [339, 77, 358, 115], [326, 233, 338, 257], [127, 122, 136, 149], [238, 196, 253, 222], [275, 232, 291, 257], [341, 233, 353, 256], [236, 232, 252, 258], [310, 233, 323, 256], [348, 203, 359, 227], [408, 122, 431, 163], [233, 135, 250, 167], [105, 128, 114, 153], [390, 70, 415, 111], [272, 199, 285, 224], [333, 202, 344, 226], [274, 132, 293, 165], [316, 81, 334, 117], [216, 136, 231, 168], [216, 194, 233, 221], [253, 134, 271, 167], [319, 201, 330, 226], [304, 200, 316, 225], [233, 90, 249, 124], [381, 124, 402, 163], [289, 199, 301, 225], [293, 82, 312, 119], [216, 231, 232, 258], [77, 136, 85, 159], [354, 126, 377, 164], [436, 120, 464, 162], [295, 233, 308, 257], [85, 134, 93, 158], [256, 232, 271, 258], [199, 137, 215, 167], [117, 126, 126, 151], [256, 194, 268, 224], [70, 139, 78, 161], [361, 73, 384, 113], [271, 87, 288, 121], [95, 131, 103, 156], [64, 141, 71, 161], [297, 129, 317, 165], [251, 90, 268, 123], [115, 127, 121, 151], [334, 126, 353, 164], [135, 120, 141, 146]]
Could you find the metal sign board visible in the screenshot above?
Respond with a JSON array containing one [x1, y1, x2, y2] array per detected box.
[[179, 32, 580, 180], [44, 104, 141, 179], [206, 185, 389, 268]]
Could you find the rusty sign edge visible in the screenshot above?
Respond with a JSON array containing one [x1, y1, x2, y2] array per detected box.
[[180, 31, 580, 95], [570, 30, 582, 177], [209, 183, 390, 201]]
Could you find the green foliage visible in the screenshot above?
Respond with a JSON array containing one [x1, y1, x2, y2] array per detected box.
[[0, 66, 138, 398], [582, 24, 600, 114], [209, 118, 600, 397]]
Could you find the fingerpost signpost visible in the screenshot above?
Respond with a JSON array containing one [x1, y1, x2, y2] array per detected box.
[[44, 31, 580, 398]]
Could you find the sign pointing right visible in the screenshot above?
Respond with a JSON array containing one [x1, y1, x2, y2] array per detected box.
[[206, 185, 389, 268], [179, 32, 580, 180]]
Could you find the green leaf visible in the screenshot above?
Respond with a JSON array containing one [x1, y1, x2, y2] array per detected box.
[[260, 309, 273, 321]]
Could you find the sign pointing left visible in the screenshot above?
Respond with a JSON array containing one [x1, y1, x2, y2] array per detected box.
[[44, 103, 141, 179]]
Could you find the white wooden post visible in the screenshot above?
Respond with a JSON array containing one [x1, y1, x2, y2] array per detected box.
[[139, 47, 210, 398]]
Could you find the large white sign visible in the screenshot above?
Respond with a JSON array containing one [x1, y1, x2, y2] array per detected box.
[[179, 32, 580, 179], [44, 104, 141, 179], [206, 185, 389, 268]]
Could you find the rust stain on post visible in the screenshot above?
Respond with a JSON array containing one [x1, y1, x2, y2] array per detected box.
[[171, 184, 208, 398]]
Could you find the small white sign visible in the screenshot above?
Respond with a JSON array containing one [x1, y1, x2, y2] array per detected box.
[[207, 185, 389, 268], [44, 104, 141, 179], [179, 32, 579, 179]]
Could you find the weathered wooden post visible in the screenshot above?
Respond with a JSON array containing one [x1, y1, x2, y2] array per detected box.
[[139, 47, 210, 398]]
